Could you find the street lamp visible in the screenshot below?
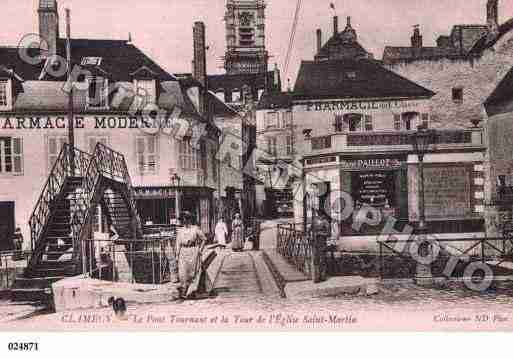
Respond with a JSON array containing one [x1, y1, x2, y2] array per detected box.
[[410, 125, 436, 286], [170, 173, 181, 223], [409, 125, 436, 232]]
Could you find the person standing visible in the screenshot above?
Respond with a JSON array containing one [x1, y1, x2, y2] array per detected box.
[[12, 228, 24, 261], [231, 213, 244, 252], [311, 211, 330, 283], [176, 211, 207, 298], [214, 217, 229, 248]]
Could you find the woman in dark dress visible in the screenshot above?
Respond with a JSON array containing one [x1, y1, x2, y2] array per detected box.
[[231, 213, 244, 252]]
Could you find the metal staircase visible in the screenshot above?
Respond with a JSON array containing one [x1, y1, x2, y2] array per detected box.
[[11, 143, 142, 302]]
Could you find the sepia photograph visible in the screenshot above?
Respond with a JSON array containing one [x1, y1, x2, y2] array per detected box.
[[0, 0, 512, 338]]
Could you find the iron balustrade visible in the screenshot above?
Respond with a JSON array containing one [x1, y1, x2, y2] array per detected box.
[[0, 250, 30, 290], [70, 142, 143, 269], [82, 234, 177, 285], [277, 224, 313, 278], [28, 144, 91, 254], [377, 236, 513, 279]]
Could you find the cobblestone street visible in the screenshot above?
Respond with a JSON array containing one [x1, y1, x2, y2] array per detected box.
[[2, 279, 512, 330], [2, 221, 513, 329]]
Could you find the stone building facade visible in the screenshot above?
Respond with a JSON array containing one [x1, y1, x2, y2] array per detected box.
[[284, 14, 486, 244], [382, 0, 513, 236]]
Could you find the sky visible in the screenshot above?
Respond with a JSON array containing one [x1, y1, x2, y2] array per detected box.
[[1, 0, 512, 87]]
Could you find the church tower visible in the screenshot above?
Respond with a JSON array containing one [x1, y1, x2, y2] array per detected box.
[[224, 0, 269, 75]]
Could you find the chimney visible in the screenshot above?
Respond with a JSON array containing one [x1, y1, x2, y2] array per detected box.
[[38, 0, 59, 57], [487, 0, 499, 33], [316, 29, 322, 54], [411, 25, 423, 48], [333, 16, 339, 36], [193, 21, 207, 114]]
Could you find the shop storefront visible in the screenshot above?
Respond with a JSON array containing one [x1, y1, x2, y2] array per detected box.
[[339, 154, 409, 236], [134, 186, 215, 234]]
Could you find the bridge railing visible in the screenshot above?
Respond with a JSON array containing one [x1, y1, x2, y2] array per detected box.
[[0, 250, 30, 291], [277, 224, 312, 278], [377, 236, 513, 279], [82, 232, 177, 285], [29, 144, 91, 254]]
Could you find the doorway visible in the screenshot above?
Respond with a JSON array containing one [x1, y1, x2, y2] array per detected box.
[[0, 202, 15, 251]]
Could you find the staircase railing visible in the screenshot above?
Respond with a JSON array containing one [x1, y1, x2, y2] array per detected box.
[[28, 144, 91, 253], [70, 143, 143, 267], [95, 142, 143, 236]]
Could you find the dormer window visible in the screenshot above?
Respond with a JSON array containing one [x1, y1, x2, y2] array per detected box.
[[0, 79, 12, 111], [86, 76, 109, 110], [134, 79, 157, 105]]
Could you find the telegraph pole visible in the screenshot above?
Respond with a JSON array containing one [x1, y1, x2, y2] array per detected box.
[[66, 9, 75, 176]]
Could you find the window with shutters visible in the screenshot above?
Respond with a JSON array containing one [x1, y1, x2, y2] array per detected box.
[[402, 112, 419, 131], [86, 76, 109, 110], [134, 79, 157, 105], [0, 137, 23, 175], [266, 112, 278, 129], [179, 138, 200, 170], [334, 114, 345, 132], [364, 115, 373, 132], [344, 113, 363, 132], [286, 136, 293, 155], [421, 113, 429, 128], [47, 136, 67, 173], [394, 114, 401, 131], [267, 137, 277, 156], [211, 148, 218, 183], [0, 79, 12, 110], [201, 141, 208, 180], [136, 136, 158, 174], [281, 111, 293, 128]]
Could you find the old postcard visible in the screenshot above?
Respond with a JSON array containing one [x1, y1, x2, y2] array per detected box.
[[0, 0, 513, 334]]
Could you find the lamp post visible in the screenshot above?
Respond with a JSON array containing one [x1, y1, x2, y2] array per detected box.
[[410, 125, 436, 232], [170, 173, 181, 223], [410, 125, 436, 285]]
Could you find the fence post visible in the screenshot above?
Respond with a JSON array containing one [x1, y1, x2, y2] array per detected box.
[[379, 242, 383, 279], [89, 240, 93, 277], [130, 242, 134, 284], [151, 239, 156, 285], [81, 239, 87, 276], [481, 238, 486, 263], [5, 255, 9, 289], [112, 243, 117, 282]]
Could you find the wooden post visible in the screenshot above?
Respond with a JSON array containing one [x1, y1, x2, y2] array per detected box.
[[481, 238, 486, 263], [151, 239, 155, 285], [379, 242, 383, 279], [311, 219, 319, 283]]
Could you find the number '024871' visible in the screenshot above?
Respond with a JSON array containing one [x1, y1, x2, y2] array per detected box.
[[8, 342, 39, 351]]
